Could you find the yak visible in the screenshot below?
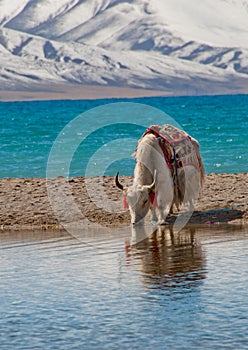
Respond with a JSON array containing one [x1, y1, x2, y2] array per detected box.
[[115, 124, 204, 225]]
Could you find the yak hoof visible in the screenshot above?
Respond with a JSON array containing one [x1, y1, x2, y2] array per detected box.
[[158, 219, 167, 225]]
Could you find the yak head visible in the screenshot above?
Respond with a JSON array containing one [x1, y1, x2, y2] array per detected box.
[[115, 172, 155, 225]]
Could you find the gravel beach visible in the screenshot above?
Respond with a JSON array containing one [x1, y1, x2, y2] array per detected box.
[[0, 173, 247, 230]]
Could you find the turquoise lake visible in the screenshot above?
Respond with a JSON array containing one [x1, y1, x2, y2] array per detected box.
[[1, 94, 247, 178]]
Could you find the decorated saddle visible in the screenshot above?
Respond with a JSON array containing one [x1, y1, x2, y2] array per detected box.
[[143, 124, 202, 172], [141, 124, 204, 208]]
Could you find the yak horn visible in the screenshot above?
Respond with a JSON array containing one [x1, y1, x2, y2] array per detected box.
[[144, 179, 155, 191], [115, 172, 124, 190], [144, 170, 157, 191]]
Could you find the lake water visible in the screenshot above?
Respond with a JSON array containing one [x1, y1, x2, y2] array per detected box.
[[1, 225, 248, 349], [1, 94, 248, 178], [1, 94, 248, 348]]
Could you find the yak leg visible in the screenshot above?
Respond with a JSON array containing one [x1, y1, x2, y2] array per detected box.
[[156, 187, 174, 225], [149, 205, 158, 222], [157, 206, 171, 225]]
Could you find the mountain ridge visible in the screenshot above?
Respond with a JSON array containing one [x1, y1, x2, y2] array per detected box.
[[0, 0, 248, 97]]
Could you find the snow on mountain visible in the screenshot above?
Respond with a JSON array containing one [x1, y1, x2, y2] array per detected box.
[[0, 0, 248, 96]]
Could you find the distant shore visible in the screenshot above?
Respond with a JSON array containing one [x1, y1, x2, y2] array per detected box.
[[1, 84, 247, 102], [0, 173, 247, 231], [0, 84, 171, 102]]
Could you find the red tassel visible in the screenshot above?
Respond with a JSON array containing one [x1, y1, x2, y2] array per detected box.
[[149, 192, 157, 208], [123, 194, 129, 208]]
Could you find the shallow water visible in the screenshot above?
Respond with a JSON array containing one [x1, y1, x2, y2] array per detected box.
[[1, 225, 248, 349]]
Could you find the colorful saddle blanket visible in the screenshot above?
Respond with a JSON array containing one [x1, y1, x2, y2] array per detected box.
[[143, 124, 201, 171]]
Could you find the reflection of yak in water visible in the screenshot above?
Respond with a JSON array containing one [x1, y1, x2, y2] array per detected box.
[[126, 226, 207, 290]]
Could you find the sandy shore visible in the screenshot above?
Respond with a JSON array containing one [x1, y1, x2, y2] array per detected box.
[[0, 173, 247, 231]]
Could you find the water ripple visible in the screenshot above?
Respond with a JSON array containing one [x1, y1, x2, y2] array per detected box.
[[0, 225, 248, 349]]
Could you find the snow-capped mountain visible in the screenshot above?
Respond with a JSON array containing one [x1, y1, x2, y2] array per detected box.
[[0, 0, 248, 96]]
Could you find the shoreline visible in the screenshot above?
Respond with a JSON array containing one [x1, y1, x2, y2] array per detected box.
[[1, 84, 248, 102], [1, 173, 247, 231], [0, 84, 171, 102]]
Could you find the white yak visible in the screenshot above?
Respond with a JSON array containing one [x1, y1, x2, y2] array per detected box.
[[115, 124, 204, 225]]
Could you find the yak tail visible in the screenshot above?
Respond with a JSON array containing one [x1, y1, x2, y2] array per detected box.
[[174, 143, 205, 210], [194, 142, 205, 187]]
